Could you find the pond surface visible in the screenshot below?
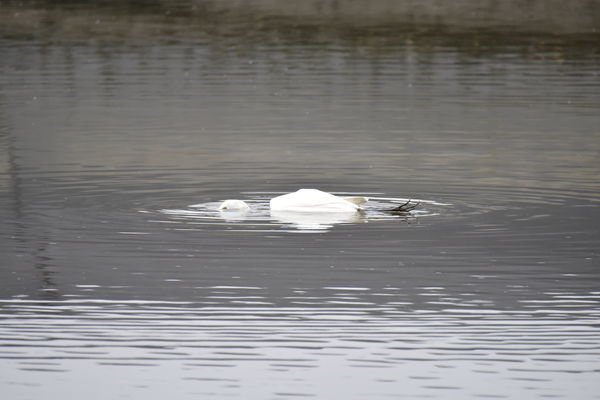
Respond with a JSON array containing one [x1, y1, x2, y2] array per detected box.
[[1, 15, 599, 399]]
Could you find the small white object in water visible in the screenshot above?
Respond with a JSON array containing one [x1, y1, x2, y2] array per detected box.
[[270, 189, 367, 212], [218, 199, 250, 211]]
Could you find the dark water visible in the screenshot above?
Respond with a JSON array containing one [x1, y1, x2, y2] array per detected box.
[[1, 7, 600, 399]]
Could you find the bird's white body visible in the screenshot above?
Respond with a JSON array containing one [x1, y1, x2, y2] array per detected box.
[[269, 189, 367, 213], [218, 189, 368, 213]]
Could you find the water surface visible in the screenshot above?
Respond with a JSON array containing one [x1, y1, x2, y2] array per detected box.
[[1, 11, 599, 399]]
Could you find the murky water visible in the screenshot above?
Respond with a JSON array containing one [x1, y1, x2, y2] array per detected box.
[[1, 5, 600, 399]]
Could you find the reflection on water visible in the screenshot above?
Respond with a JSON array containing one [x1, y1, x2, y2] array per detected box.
[[1, 3, 600, 399], [270, 209, 365, 231], [1, 0, 599, 44]]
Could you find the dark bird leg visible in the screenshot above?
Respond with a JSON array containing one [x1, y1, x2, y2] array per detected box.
[[387, 200, 419, 213]]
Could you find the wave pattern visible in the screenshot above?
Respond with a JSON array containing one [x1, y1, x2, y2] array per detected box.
[[2, 27, 600, 400], [157, 193, 448, 232], [1, 296, 599, 399]]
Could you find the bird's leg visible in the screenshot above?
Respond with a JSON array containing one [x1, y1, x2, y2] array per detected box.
[[388, 200, 419, 213]]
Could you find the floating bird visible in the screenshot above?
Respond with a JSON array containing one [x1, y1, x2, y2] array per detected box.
[[219, 188, 418, 213]]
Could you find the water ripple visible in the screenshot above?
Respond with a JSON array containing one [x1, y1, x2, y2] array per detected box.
[[157, 192, 449, 232], [1, 298, 598, 398]]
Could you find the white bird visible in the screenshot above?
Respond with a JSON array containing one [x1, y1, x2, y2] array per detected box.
[[217, 188, 417, 214], [269, 189, 367, 213]]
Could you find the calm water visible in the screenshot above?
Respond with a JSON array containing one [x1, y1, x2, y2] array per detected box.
[[1, 10, 600, 399]]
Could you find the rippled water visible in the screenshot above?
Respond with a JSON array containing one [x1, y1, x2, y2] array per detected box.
[[2, 297, 599, 399], [1, 15, 600, 399]]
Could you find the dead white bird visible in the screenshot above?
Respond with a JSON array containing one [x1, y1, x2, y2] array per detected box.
[[218, 188, 417, 213]]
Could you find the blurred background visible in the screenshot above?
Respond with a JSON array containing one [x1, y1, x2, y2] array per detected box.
[[2, 0, 599, 40]]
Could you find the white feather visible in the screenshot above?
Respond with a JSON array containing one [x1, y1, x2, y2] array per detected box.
[[270, 189, 367, 212]]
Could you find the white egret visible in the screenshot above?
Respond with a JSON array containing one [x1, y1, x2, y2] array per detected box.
[[218, 188, 417, 213]]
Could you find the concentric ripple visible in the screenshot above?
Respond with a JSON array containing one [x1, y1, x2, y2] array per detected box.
[[157, 192, 451, 232]]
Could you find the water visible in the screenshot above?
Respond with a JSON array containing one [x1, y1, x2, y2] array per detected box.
[[1, 5, 600, 399]]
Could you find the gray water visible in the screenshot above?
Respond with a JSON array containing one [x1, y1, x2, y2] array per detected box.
[[1, 4, 600, 399]]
